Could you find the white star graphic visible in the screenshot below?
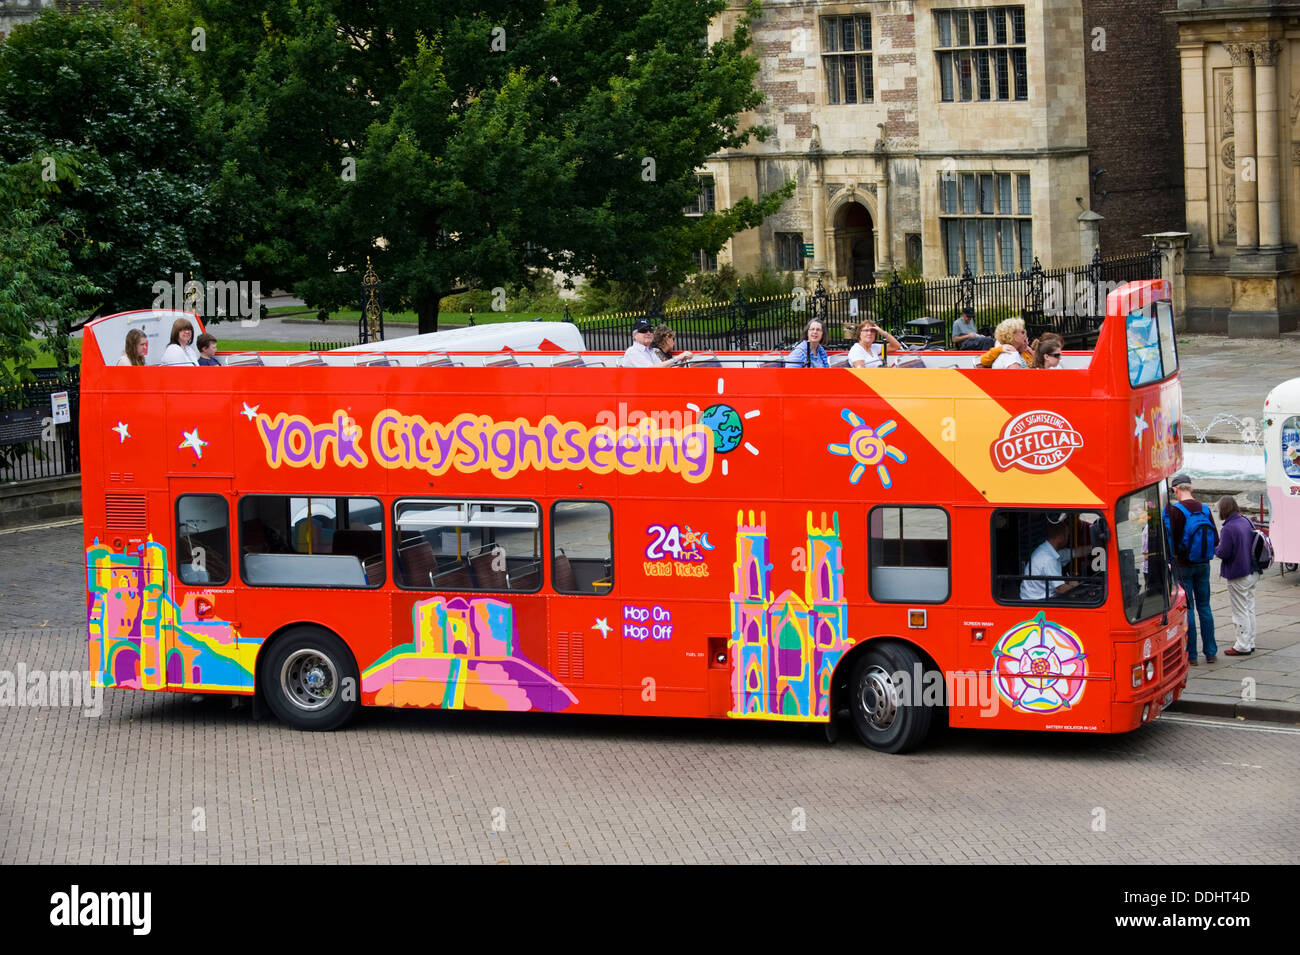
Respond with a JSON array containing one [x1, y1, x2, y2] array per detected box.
[[111, 421, 130, 443], [240, 402, 260, 421], [1134, 413, 1150, 443], [179, 428, 209, 459], [591, 617, 612, 640]]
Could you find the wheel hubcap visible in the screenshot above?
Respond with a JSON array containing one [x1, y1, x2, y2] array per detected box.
[[859, 665, 900, 730], [281, 649, 337, 712]]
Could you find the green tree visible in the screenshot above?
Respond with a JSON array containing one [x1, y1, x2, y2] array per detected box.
[[0, 160, 102, 470], [131, 0, 792, 332], [0, 10, 223, 315]]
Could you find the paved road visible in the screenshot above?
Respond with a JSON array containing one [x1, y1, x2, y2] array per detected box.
[[1, 524, 1297, 864]]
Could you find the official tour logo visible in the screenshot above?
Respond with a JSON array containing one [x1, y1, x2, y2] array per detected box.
[[990, 410, 1083, 473]]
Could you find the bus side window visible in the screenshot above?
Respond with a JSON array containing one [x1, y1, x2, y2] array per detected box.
[[238, 494, 384, 588], [868, 506, 950, 603], [392, 499, 541, 592], [992, 509, 1107, 606], [177, 494, 230, 585], [552, 501, 613, 594]]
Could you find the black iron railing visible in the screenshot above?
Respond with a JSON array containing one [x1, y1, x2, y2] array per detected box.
[[1, 368, 81, 484]]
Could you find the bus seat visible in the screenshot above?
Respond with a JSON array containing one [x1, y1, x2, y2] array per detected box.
[[356, 356, 393, 367], [362, 555, 385, 586], [431, 563, 475, 590], [507, 561, 541, 590], [759, 352, 784, 368], [224, 353, 265, 367], [552, 549, 577, 592], [288, 354, 328, 367], [829, 354, 849, 368], [552, 354, 586, 367], [484, 353, 519, 367], [417, 353, 455, 367], [469, 549, 508, 591], [397, 538, 437, 587]]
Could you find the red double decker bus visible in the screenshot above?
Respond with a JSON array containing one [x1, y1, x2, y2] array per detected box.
[[80, 279, 1187, 752]]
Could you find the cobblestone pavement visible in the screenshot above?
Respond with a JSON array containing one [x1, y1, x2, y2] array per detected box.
[[1, 522, 1298, 864], [1, 624, 1297, 864]]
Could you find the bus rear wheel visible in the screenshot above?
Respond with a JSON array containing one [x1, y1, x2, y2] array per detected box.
[[260, 626, 359, 731], [848, 642, 933, 754]]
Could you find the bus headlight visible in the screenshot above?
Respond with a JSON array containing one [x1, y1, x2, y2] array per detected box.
[[1142, 704, 1150, 722], [1145, 661, 1156, 682]]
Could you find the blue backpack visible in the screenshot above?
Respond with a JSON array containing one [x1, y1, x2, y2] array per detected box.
[[1171, 500, 1216, 564]]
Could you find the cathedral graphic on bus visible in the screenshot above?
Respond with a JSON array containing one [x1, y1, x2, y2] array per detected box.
[[729, 510, 853, 720]]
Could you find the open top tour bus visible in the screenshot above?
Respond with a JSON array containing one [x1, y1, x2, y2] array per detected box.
[[80, 279, 1187, 753]]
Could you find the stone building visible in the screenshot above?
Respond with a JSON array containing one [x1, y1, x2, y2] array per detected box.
[[702, 0, 1185, 288], [1171, 0, 1300, 335]]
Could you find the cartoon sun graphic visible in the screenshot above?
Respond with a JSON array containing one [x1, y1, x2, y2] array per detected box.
[[827, 408, 907, 488], [686, 378, 761, 476]]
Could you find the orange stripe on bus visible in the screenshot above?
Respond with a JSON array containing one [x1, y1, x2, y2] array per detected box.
[[849, 369, 1102, 506]]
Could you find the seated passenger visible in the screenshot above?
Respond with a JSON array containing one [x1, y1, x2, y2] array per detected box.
[[651, 325, 693, 367], [848, 319, 901, 368], [1020, 517, 1088, 599], [621, 318, 662, 367], [117, 328, 148, 366], [982, 317, 1033, 368], [785, 318, 830, 368], [952, 305, 995, 351], [1031, 338, 1062, 369], [197, 333, 221, 366], [162, 318, 200, 366]]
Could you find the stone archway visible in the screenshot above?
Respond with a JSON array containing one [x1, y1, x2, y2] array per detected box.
[[834, 201, 875, 287]]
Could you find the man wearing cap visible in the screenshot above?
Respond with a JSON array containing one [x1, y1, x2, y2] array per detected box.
[[1163, 473, 1219, 665], [621, 318, 661, 367], [622, 318, 691, 367], [951, 305, 995, 351]]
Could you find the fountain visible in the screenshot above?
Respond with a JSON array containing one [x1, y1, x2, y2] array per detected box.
[[1180, 413, 1265, 482]]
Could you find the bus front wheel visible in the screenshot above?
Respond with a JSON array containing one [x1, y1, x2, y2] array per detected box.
[[260, 626, 359, 731], [848, 642, 933, 754]]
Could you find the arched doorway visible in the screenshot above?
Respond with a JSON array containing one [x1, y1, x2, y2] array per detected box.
[[835, 201, 875, 287]]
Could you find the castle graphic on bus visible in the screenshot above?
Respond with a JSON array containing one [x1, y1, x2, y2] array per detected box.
[[86, 537, 258, 692], [729, 510, 853, 720]]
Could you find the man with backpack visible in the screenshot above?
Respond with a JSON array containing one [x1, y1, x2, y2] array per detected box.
[[1163, 474, 1219, 665], [1215, 496, 1263, 656]]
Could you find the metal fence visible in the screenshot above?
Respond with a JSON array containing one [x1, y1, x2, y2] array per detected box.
[[567, 246, 1162, 352], [0, 368, 81, 484]]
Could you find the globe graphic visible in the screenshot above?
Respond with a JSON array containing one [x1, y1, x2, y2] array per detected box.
[[700, 404, 743, 454]]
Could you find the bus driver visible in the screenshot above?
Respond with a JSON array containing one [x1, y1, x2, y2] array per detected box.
[[1020, 515, 1088, 600]]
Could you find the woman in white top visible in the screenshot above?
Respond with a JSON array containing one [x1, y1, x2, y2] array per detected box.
[[847, 319, 902, 368], [116, 328, 148, 366], [161, 318, 200, 365]]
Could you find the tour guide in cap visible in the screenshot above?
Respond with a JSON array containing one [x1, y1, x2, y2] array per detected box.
[[621, 318, 660, 367]]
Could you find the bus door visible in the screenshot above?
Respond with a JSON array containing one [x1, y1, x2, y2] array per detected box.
[[384, 498, 558, 713], [967, 507, 1111, 729], [170, 481, 246, 691], [546, 500, 621, 716]]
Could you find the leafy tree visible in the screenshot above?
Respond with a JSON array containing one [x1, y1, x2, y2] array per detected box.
[[0, 160, 102, 470], [0, 10, 224, 315], [129, 0, 793, 332]]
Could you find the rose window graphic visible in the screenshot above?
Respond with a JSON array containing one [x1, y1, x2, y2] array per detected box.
[[992, 612, 1089, 714], [827, 408, 907, 488]]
